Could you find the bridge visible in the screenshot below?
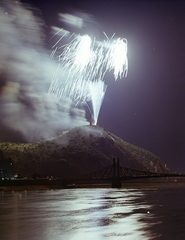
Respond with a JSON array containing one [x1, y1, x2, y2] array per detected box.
[[67, 157, 180, 188]]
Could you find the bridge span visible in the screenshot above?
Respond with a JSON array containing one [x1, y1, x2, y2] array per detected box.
[[65, 158, 181, 188]]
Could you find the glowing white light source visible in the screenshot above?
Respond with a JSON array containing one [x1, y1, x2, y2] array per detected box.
[[106, 38, 128, 79], [60, 34, 94, 73], [49, 32, 128, 125], [89, 81, 107, 125]]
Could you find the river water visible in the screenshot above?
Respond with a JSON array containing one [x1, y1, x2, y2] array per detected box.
[[0, 187, 185, 240]]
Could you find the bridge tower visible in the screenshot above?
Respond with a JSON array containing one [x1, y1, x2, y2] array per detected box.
[[112, 157, 121, 188]]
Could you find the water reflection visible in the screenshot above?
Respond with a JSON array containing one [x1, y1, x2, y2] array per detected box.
[[54, 189, 152, 239], [0, 188, 185, 240]]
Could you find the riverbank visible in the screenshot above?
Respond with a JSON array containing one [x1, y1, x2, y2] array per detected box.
[[1, 177, 185, 191]]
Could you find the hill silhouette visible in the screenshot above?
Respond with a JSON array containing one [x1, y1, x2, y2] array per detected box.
[[0, 125, 171, 178]]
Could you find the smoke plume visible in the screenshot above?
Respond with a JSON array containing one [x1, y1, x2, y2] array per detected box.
[[0, 1, 88, 142]]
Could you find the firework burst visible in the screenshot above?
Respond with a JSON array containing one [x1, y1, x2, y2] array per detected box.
[[49, 31, 128, 125]]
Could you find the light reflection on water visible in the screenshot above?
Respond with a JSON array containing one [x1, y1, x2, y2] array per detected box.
[[0, 188, 185, 240]]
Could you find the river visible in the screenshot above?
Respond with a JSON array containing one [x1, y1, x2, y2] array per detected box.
[[0, 187, 185, 240]]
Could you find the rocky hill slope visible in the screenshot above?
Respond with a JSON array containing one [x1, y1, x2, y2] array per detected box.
[[0, 125, 171, 178]]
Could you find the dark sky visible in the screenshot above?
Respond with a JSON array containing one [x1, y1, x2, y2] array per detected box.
[[3, 0, 185, 172]]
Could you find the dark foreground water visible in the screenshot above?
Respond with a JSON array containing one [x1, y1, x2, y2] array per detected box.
[[0, 188, 185, 240]]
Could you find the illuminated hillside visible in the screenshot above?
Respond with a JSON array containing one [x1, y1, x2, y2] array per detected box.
[[0, 125, 171, 178]]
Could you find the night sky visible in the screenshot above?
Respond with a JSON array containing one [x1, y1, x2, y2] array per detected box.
[[1, 0, 185, 172]]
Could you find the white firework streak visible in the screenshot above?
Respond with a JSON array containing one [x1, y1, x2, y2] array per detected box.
[[48, 32, 128, 124], [104, 38, 128, 79], [89, 81, 107, 125], [49, 34, 95, 103]]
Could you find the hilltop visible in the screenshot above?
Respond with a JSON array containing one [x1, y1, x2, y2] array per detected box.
[[0, 125, 171, 178]]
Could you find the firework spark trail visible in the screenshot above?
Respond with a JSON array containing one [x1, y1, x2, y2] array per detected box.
[[49, 32, 128, 124], [105, 38, 128, 79], [49, 35, 94, 103], [89, 81, 107, 125]]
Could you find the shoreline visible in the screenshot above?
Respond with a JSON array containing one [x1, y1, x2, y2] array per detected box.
[[1, 179, 185, 191]]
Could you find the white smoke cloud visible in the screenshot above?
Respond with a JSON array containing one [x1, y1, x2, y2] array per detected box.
[[0, 1, 88, 142], [58, 13, 83, 28]]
